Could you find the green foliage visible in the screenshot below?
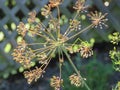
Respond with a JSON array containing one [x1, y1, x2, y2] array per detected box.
[[109, 32, 120, 90], [109, 47, 120, 71], [109, 32, 120, 45], [109, 32, 120, 71], [112, 81, 120, 90], [62, 54, 113, 90]]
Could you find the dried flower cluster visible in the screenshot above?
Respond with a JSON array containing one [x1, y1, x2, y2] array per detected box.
[[50, 76, 63, 90], [12, 0, 108, 90], [88, 11, 108, 29], [73, 0, 87, 12], [24, 67, 43, 84], [69, 73, 82, 87]]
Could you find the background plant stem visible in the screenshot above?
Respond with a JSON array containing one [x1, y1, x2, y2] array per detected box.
[[62, 48, 91, 90]]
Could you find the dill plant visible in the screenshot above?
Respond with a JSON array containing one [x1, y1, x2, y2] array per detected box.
[[109, 32, 120, 90], [12, 0, 108, 90]]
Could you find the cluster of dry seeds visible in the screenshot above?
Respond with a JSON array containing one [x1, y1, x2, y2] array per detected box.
[[12, 0, 108, 90]]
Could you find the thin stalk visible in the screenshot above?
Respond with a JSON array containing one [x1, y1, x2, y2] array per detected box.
[[62, 48, 91, 90], [40, 21, 56, 41], [42, 48, 56, 71], [57, 6, 61, 38], [27, 42, 50, 46], [29, 30, 48, 40], [64, 11, 80, 36], [33, 45, 55, 52], [50, 13, 54, 20], [48, 13, 58, 41], [58, 47, 62, 78], [35, 47, 53, 57], [64, 24, 93, 42]]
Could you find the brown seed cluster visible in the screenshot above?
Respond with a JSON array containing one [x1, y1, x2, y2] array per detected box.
[[69, 73, 82, 87], [49, 0, 62, 8], [17, 22, 27, 37], [50, 76, 63, 90], [12, 40, 35, 68], [28, 10, 36, 23], [88, 11, 108, 29], [24, 67, 43, 84], [69, 19, 81, 31], [79, 46, 93, 58], [73, 0, 87, 12], [41, 0, 62, 18]]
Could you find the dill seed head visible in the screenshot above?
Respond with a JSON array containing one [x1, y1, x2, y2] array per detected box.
[[49, 0, 62, 8], [50, 76, 63, 90], [73, 0, 87, 12], [17, 22, 27, 37], [12, 40, 35, 68], [69, 19, 81, 31], [88, 11, 108, 29], [79, 46, 93, 58], [36, 53, 48, 64], [24, 67, 43, 84], [79, 41, 93, 58], [28, 10, 36, 23], [69, 73, 82, 87]]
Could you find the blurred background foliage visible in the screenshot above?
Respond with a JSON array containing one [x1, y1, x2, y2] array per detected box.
[[0, 0, 119, 89], [62, 54, 114, 90]]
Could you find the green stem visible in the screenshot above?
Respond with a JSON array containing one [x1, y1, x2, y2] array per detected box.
[[62, 48, 91, 90], [58, 47, 62, 78], [57, 6, 61, 38], [64, 24, 93, 42], [64, 11, 80, 36]]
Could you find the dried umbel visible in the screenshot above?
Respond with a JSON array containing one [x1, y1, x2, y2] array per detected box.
[[17, 22, 27, 37], [69, 73, 82, 87], [24, 67, 43, 84], [12, 0, 108, 89], [88, 11, 108, 29], [73, 0, 87, 12], [28, 10, 36, 23], [49, 0, 62, 7], [50, 76, 63, 90], [79, 46, 93, 58], [12, 40, 35, 68], [69, 19, 81, 31]]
